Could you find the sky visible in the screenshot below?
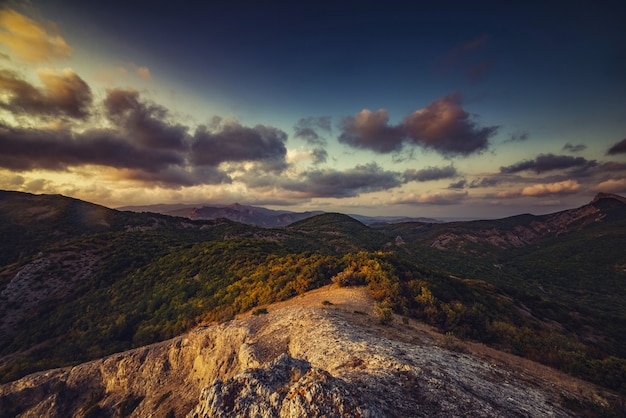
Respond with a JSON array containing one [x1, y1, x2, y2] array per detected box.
[[1, 0, 626, 219]]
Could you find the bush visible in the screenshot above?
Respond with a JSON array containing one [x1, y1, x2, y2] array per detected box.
[[252, 308, 268, 316], [374, 301, 394, 325]]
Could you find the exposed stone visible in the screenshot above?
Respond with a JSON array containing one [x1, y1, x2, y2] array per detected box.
[[0, 286, 617, 417], [187, 353, 375, 418]]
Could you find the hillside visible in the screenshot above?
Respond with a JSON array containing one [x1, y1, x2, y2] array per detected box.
[[1, 287, 620, 417], [1, 190, 625, 416]]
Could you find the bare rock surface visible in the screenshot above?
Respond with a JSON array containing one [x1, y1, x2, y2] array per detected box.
[[0, 286, 616, 417]]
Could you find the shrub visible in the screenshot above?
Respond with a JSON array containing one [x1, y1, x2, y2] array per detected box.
[[252, 308, 268, 316], [374, 301, 394, 325]]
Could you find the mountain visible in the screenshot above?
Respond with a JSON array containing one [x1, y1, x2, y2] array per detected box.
[[1, 190, 625, 415], [373, 193, 626, 316], [0, 287, 619, 418], [118, 202, 323, 227], [118, 202, 440, 227], [375, 192, 626, 251]]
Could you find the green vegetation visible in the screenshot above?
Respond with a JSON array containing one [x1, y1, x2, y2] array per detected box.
[[373, 301, 394, 324], [1, 191, 625, 398]]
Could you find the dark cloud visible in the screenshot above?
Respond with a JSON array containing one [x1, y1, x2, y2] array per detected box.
[[562, 143, 587, 153], [124, 166, 230, 188], [403, 165, 457, 182], [391, 148, 416, 164], [0, 80, 296, 188], [0, 124, 184, 172], [469, 177, 501, 188], [448, 179, 467, 189], [338, 94, 497, 156], [311, 147, 328, 164], [191, 122, 287, 169], [506, 131, 530, 142], [402, 94, 497, 156], [338, 109, 404, 153], [500, 154, 596, 174], [281, 163, 402, 198], [0, 68, 92, 119], [607, 138, 626, 155], [594, 161, 626, 173], [294, 116, 331, 145], [104, 88, 188, 150]]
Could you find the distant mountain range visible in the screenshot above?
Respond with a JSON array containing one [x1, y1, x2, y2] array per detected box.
[[375, 192, 626, 251], [117, 202, 441, 226]]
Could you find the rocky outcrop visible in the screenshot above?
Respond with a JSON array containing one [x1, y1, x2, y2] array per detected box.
[[0, 287, 615, 417], [187, 354, 375, 418]]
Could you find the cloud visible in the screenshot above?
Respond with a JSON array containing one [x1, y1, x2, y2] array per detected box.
[[0, 123, 185, 173], [496, 180, 581, 199], [607, 138, 626, 155], [562, 143, 587, 153], [242, 163, 463, 199], [392, 191, 468, 205], [0, 9, 72, 62], [596, 178, 626, 193], [594, 161, 626, 174], [294, 116, 331, 145], [339, 109, 403, 153], [448, 179, 467, 189], [241, 161, 461, 199], [402, 94, 497, 156], [104, 88, 188, 150], [120, 165, 230, 188], [311, 147, 328, 164], [403, 165, 457, 182], [136, 66, 152, 81], [24, 178, 51, 192], [191, 120, 288, 170], [500, 153, 596, 174], [0, 68, 92, 119], [506, 131, 530, 142], [469, 177, 501, 188], [339, 94, 497, 156], [275, 163, 402, 198], [521, 180, 580, 197], [0, 80, 298, 188]]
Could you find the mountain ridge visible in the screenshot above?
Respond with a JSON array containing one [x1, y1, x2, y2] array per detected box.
[[117, 201, 441, 226], [375, 192, 626, 251]]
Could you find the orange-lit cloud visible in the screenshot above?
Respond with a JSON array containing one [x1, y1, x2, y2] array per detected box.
[[391, 190, 468, 205], [136, 66, 152, 81], [497, 180, 581, 198], [596, 178, 626, 193], [521, 180, 580, 197], [0, 9, 72, 62], [339, 94, 497, 156]]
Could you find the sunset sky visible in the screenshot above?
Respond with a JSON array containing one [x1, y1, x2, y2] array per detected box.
[[1, 0, 625, 218]]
